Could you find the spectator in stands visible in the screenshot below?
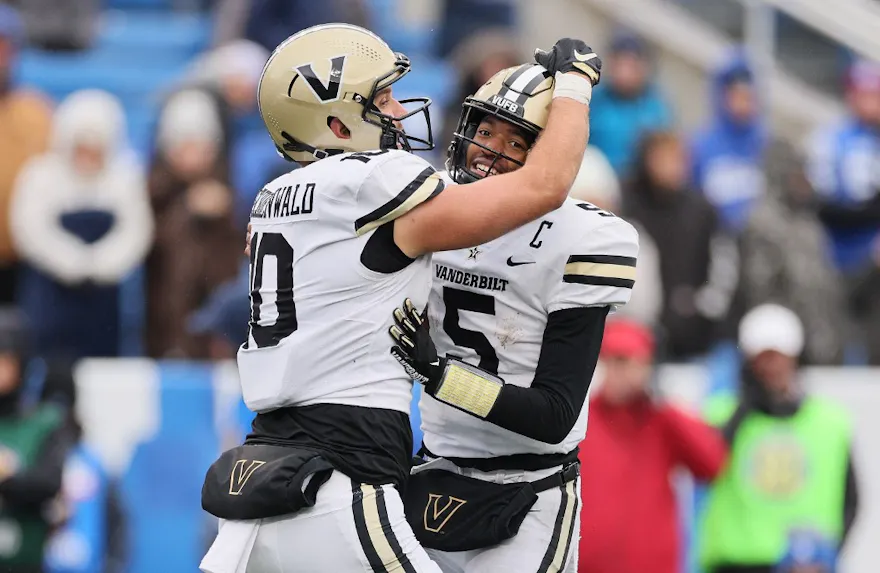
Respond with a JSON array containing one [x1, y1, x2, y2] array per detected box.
[[146, 89, 241, 359], [0, 5, 52, 305], [806, 59, 880, 364], [440, 29, 521, 164], [739, 139, 846, 365], [701, 304, 859, 573], [0, 307, 75, 572], [568, 147, 663, 327], [692, 51, 768, 234], [588, 31, 672, 175], [10, 89, 153, 360], [11, 0, 98, 51], [578, 318, 727, 573], [624, 131, 738, 360], [179, 39, 286, 224], [807, 59, 880, 277]]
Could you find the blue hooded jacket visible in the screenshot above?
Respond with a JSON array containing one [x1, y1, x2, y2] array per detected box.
[[589, 80, 671, 176], [692, 53, 768, 233], [806, 107, 880, 274]]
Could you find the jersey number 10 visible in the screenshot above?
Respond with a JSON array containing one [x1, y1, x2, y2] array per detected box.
[[246, 232, 297, 349]]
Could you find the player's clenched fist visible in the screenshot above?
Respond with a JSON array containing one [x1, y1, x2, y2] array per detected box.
[[535, 38, 602, 86]]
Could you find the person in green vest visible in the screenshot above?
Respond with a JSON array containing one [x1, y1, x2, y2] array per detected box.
[[0, 307, 73, 573], [700, 303, 859, 573]]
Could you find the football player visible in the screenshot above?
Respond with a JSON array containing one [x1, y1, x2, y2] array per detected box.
[[200, 24, 602, 573], [389, 62, 639, 572]]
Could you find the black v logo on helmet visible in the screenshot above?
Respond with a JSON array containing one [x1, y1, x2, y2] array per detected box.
[[296, 55, 347, 103]]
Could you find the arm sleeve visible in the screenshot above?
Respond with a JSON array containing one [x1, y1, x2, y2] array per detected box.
[[10, 161, 92, 285], [661, 405, 729, 481], [353, 150, 445, 236], [842, 447, 859, 546], [484, 305, 609, 443], [546, 217, 640, 314], [89, 164, 155, 284], [0, 424, 73, 508]]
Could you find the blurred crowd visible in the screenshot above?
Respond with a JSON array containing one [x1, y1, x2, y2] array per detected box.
[[0, 1, 875, 368], [0, 0, 874, 572]]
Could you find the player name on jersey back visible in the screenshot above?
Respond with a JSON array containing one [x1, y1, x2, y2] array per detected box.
[[251, 182, 317, 219]]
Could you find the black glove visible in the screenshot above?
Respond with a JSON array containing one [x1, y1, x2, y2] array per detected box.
[[389, 299, 444, 390], [535, 38, 602, 86]]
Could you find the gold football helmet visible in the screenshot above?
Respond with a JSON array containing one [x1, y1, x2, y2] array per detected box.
[[447, 64, 554, 184], [258, 23, 434, 162]]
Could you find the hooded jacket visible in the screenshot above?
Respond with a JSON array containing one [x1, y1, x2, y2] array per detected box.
[[589, 83, 671, 175], [10, 90, 153, 358], [11, 90, 153, 286], [145, 89, 241, 359], [692, 53, 768, 233], [738, 141, 846, 365], [806, 89, 880, 275], [624, 140, 738, 359]]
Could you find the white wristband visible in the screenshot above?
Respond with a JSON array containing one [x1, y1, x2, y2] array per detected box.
[[552, 71, 593, 105]]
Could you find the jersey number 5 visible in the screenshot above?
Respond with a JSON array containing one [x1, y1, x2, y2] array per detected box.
[[442, 287, 499, 374], [247, 232, 297, 349]]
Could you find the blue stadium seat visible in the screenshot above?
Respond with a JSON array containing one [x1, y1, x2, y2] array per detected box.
[[96, 10, 212, 57], [119, 363, 218, 573], [104, 0, 174, 11], [18, 51, 186, 97], [16, 7, 211, 153]]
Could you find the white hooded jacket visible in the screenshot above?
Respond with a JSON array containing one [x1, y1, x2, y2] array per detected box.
[[11, 89, 153, 286]]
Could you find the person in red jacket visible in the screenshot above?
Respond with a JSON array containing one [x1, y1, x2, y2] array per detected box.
[[578, 318, 728, 573]]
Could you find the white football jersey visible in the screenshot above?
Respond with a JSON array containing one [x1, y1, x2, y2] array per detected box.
[[238, 149, 444, 415], [420, 189, 639, 459]]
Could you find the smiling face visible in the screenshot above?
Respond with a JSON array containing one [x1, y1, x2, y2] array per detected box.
[[464, 115, 532, 178]]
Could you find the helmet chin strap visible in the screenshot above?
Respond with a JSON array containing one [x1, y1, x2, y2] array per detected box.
[[280, 131, 340, 161], [379, 129, 399, 151]]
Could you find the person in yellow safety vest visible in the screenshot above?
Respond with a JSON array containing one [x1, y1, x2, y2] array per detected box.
[[700, 303, 860, 573]]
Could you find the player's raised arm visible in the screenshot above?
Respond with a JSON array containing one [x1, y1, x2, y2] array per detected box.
[[394, 39, 602, 257]]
